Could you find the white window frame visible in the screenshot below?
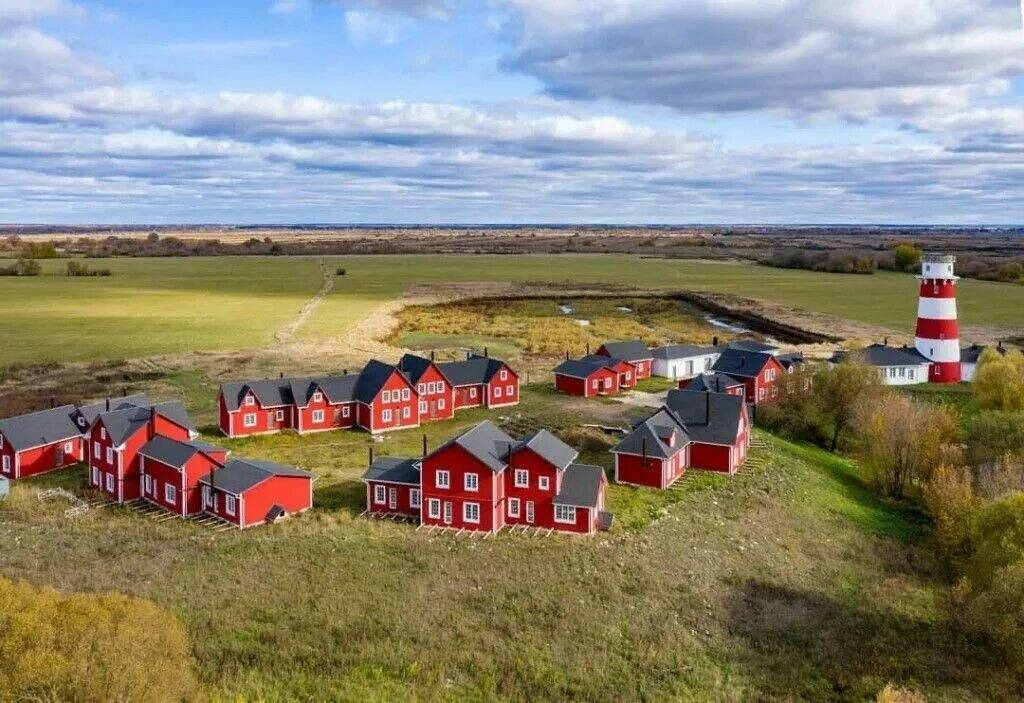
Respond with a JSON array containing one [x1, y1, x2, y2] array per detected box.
[[469, 388, 477, 399], [464, 473, 479, 491], [500, 370, 508, 381], [402, 388, 411, 401], [382, 409, 393, 422], [93, 442, 100, 459], [312, 409, 325, 423], [410, 488, 421, 508], [506, 385, 514, 396], [428, 498, 440, 518], [374, 485, 386, 504], [100, 428, 107, 440], [245, 395, 255, 406], [144, 474, 152, 494], [554, 504, 576, 524], [437, 398, 445, 410], [342, 405, 350, 417], [508, 497, 520, 518], [514, 469, 528, 488], [0, 434, 3, 449], [225, 495, 237, 517], [436, 470, 450, 489], [436, 380, 445, 391], [164, 483, 176, 504], [427, 381, 435, 393], [382, 390, 392, 403], [495, 386, 503, 398], [105, 473, 114, 492], [418, 383, 426, 394], [313, 391, 323, 402], [276, 409, 285, 421], [463, 502, 480, 524], [419, 400, 428, 413], [244, 413, 257, 427], [2, 455, 9, 473], [106, 447, 113, 464], [592, 379, 599, 389], [62, 441, 74, 454], [538, 475, 550, 491], [402, 406, 411, 419]]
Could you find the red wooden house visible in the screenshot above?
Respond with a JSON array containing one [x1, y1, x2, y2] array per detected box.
[[437, 353, 520, 410], [610, 408, 690, 488], [87, 400, 195, 504], [218, 378, 296, 437], [361, 455, 421, 518], [665, 390, 750, 474], [711, 348, 785, 404], [138, 435, 229, 517], [291, 375, 359, 434], [681, 372, 746, 398], [399, 353, 455, 423], [0, 405, 84, 480], [553, 357, 621, 397], [505, 429, 608, 535], [420, 421, 512, 534], [596, 341, 654, 380], [199, 457, 312, 529]]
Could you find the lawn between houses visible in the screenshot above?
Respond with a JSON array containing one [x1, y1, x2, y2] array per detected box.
[[0, 380, 1019, 701], [2, 254, 1024, 366]]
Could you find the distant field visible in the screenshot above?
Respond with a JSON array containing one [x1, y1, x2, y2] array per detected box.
[[1, 255, 1023, 365]]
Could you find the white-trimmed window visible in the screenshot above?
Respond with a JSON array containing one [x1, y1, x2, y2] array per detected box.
[[245, 395, 254, 406], [402, 406, 411, 419], [382, 409, 393, 422], [313, 391, 323, 402], [276, 409, 285, 421], [538, 475, 550, 491], [418, 383, 426, 394], [625, 372, 632, 381], [437, 398, 445, 410], [106, 447, 113, 464], [342, 405, 350, 417], [164, 483, 176, 504], [463, 502, 480, 524], [419, 401, 428, 413], [464, 473, 479, 491], [592, 380, 599, 389], [0, 434, 3, 448], [100, 428, 107, 440], [105, 473, 114, 492], [500, 369, 508, 381], [427, 381, 435, 393], [428, 498, 440, 518], [2, 456, 9, 473], [225, 495, 236, 516], [436, 380, 445, 391], [436, 470, 450, 488], [374, 485, 386, 504], [506, 385, 514, 396], [555, 504, 576, 524], [91, 467, 99, 485], [93, 442, 100, 459], [144, 475, 152, 494], [244, 413, 257, 427], [402, 388, 411, 401], [469, 388, 477, 399], [495, 387, 503, 398], [312, 410, 325, 423], [63, 441, 74, 454], [508, 497, 520, 517], [410, 488, 421, 508], [382, 390, 391, 403], [514, 469, 528, 487]]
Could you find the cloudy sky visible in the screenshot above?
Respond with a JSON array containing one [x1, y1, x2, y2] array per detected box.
[[2, 0, 1023, 223]]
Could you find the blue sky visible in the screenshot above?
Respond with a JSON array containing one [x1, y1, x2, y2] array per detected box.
[[2, 0, 1023, 224]]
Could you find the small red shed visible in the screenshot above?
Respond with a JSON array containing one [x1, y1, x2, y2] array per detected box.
[[200, 457, 313, 529], [0, 405, 84, 480], [553, 358, 620, 397], [361, 455, 421, 518]]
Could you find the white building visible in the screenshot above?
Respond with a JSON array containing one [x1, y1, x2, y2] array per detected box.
[[830, 344, 932, 386], [650, 345, 720, 380]]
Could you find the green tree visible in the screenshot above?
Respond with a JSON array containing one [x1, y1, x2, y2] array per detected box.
[[894, 243, 922, 272], [813, 361, 882, 452], [0, 578, 196, 703], [966, 493, 1024, 591], [964, 410, 1024, 467], [973, 348, 1024, 412]]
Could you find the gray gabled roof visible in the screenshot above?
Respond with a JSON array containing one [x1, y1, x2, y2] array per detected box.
[[0, 405, 81, 451], [727, 339, 780, 355], [598, 340, 652, 362], [97, 400, 194, 447], [650, 344, 718, 360], [686, 372, 745, 393], [776, 352, 806, 370], [553, 357, 612, 379], [361, 456, 421, 485], [513, 429, 578, 471], [554, 464, 605, 508], [612, 408, 689, 459], [665, 389, 745, 446], [712, 348, 776, 378], [430, 420, 514, 473], [831, 344, 931, 368], [354, 359, 404, 404], [138, 435, 225, 470], [76, 394, 149, 428], [397, 354, 440, 385], [961, 344, 1005, 364], [220, 378, 295, 412], [436, 355, 509, 387], [290, 374, 361, 407], [199, 457, 311, 495]]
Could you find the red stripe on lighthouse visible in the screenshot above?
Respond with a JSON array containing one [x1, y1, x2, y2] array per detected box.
[[915, 318, 960, 339], [930, 362, 961, 383], [918, 280, 957, 298]]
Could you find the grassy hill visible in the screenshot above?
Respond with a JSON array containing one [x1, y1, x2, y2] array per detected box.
[[0, 381, 1016, 700], [1, 254, 1023, 365]]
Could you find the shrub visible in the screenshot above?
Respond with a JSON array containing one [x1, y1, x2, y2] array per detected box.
[[965, 493, 1024, 592], [0, 578, 196, 702], [876, 684, 927, 703], [964, 410, 1024, 467], [974, 348, 1024, 412], [0, 258, 42, 277], [893, 243, 922, 272], [813, 361, 882, 452], [963, 560, 1024, 672], [22, 241, 58, 259], [922, 464, 977, 566], [65, 260, 112, 277], [336, 267, 347, 276]]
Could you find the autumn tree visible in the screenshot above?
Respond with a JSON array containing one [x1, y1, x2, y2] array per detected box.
[[853, 391, 958, 499], [813, 361, 882, 452], [893, 243, 922, 272], [974, 347, 1024, 412]]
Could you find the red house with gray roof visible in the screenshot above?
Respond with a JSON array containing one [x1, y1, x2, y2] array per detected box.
[[711, 348, 785, 404], [0, 405, 85, 480], [138, 435, 228, 517], [596, 340, 654, 380], [553, 355, 632, 397], [199, 457, 312, 529], [362, 455, 422, 519]]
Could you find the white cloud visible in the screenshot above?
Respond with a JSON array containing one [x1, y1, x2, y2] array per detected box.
[[345, 10, 400, 45], [328, 0, 452, 21]]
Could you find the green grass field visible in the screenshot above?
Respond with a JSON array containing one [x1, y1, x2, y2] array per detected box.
[[1, 255, 1022, 366]]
